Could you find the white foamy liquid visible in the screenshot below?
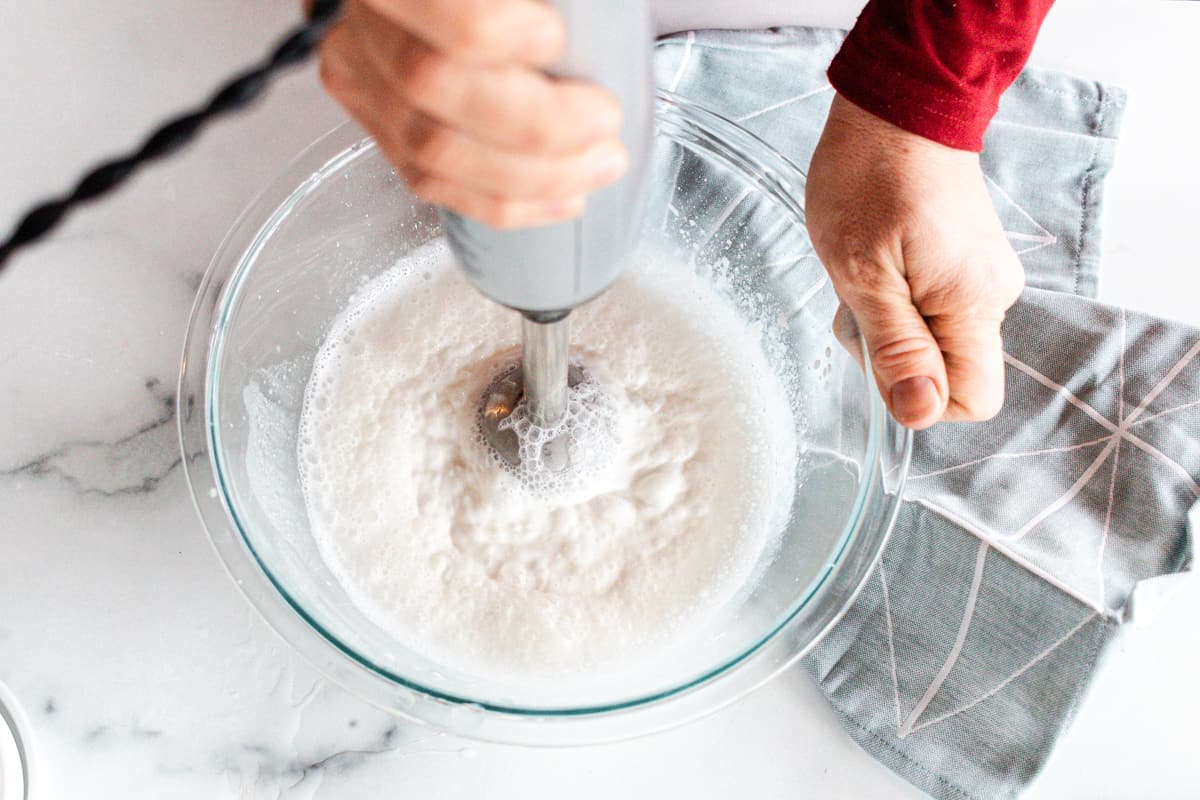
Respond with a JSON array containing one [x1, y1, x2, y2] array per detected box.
[[299, 240, 796, 679], [482, 363, 621, 496]]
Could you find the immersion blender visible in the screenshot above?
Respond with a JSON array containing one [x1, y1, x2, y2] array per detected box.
[[0, 0, 653, 471], [449, 0, 654, 465]]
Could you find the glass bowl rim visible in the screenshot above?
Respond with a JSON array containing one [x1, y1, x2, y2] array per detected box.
[[178, 90, 912, 742]]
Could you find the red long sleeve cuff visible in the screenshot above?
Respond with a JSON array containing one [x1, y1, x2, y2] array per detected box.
[[828, 0, 1056, 152]]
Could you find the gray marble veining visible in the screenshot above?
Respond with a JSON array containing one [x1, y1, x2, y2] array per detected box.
[[1, 2, 1199, 799]]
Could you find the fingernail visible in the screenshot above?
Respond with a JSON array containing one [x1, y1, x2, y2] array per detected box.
[[891, 377, 939, 426], [590, 143, 628, 188]]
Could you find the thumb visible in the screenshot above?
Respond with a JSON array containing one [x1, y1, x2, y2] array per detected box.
[[839, 279, 949, 430]]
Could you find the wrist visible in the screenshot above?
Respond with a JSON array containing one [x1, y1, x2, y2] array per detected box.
[[826, 93, 970, 161]]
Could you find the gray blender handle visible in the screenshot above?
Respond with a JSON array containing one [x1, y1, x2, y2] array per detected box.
[[441, 0, 654, 318]]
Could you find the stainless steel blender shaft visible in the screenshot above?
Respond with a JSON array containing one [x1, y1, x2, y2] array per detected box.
[[521, 315, 571, 428], [477, 313, 587, 471], [460, 0, 651, 476]]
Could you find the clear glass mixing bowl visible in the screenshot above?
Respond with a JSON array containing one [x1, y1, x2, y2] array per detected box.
[[178, 92, 911, 745]]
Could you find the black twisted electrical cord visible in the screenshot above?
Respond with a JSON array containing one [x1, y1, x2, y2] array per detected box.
[[0, 0, 343, 270]]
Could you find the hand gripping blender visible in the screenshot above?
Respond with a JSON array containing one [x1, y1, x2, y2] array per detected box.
[[0, 0, 650, 475], [443, 0, 654, 468]]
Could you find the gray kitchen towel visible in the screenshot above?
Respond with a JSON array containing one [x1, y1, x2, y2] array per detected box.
[[654, 27, 1196, 800]]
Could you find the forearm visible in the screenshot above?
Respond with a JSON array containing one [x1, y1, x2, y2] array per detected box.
[[829, 0, 1056, 151]]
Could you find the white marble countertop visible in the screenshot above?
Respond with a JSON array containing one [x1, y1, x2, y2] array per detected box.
[[2, 1, 1198, 798]]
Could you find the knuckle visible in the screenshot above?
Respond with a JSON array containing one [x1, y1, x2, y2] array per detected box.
[[870, 336, 939, 375], [812, 220, 873, 262], [833, 248, 893, 298], [496, 75, 559, 153], [512, 120, 555, 153], [401, 50, 453, 104], [317, 53, 354, 98], [445, 10, 503, 56], [406, 122, 456, 173]]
